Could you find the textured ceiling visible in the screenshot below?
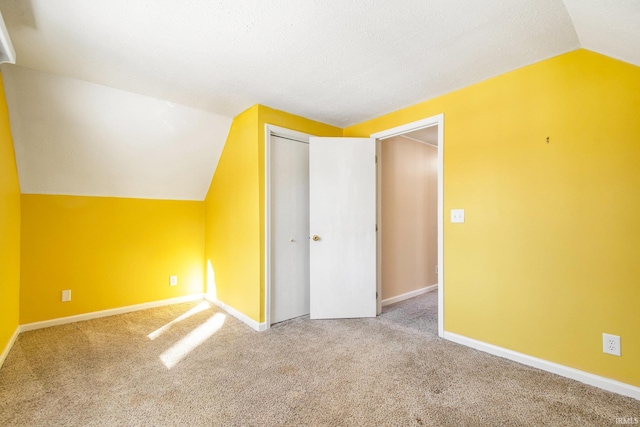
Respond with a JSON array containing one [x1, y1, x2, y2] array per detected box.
[[0, 0, 582, 127], [0, 0, 637, 200]]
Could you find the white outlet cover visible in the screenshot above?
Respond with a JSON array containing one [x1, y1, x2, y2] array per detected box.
[[170, 275, 178, 286], [61, 290, 71, 302], [451, 209, 465, 223], [602, 333, 621, 356]]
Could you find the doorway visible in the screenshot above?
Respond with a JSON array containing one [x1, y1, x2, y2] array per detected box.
[[265, 128, 376, 325], [265, 125, 313, 326], [269, 134, 310, 324], [381, 128, 438, 297], [371, 115, 444, 336]]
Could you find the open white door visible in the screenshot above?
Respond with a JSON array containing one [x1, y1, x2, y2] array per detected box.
[[309, 137, 377, 319]]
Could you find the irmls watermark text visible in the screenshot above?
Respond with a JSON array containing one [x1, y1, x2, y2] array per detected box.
[[616, 417, 639, 425]]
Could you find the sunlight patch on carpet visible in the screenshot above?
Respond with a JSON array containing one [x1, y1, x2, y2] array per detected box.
[[160, 313, 226, 369], [147, 301, 212, 340]]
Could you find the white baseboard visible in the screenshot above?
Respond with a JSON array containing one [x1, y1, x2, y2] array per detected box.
[[382, 284, 437, 307], [444, 332, 640, 401], [20, 294, 204, 332], [0, 326, 20, 369], [205, 295, 267, 331]]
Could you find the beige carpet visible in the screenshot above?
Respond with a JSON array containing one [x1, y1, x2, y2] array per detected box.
[[1, 291, 638, 426]]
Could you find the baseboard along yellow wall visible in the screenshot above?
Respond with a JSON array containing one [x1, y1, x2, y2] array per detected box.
[[0, 72, 21, 354], [20, 195, 204, 324], [345, 49, 640, 387], [204, 104, 341, 324]]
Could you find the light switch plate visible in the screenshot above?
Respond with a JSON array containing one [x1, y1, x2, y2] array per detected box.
[[451, 209, 465, 223], [62, 290, 71, 302]]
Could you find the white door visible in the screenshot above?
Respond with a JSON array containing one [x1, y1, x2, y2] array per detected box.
[[309, 137, 377, 319], [271, 135, 310, 323]]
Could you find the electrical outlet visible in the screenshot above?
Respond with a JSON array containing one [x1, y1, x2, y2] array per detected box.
[[602, 333, 621, 356], [170, 275, 178, 286], [61, 290, 71, 302], [451, 209, 465, 223]]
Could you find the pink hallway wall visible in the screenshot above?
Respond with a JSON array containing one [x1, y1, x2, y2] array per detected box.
[[381, 136, 438, 300]]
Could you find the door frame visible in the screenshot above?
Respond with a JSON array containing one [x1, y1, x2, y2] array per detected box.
[[264, 124, 314, 329], [371, 113, 445, 337]]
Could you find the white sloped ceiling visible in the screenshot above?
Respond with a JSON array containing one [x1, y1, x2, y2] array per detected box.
[[563, 0, 640, 66], [2, 66, 231, 200], [0, 0, 637, 200]]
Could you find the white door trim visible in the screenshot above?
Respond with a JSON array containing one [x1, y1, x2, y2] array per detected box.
[[264, 124, 314, 329], [371, 113, 445, 337]]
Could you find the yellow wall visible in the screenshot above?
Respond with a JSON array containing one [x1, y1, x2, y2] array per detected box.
[[345, 49, 640, 386], [0, 73, 21, 355], [204, 105, 262, 321], [204, 105, 340, 323], [20, 195, 204, 324]]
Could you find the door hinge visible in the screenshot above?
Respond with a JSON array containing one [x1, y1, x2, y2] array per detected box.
[[376, 292, 378, 299], [375, 224, 378, 232], [375, 155, 378, 163]]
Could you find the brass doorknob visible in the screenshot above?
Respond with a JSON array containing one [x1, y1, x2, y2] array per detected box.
[[312, 235, 320, 241]]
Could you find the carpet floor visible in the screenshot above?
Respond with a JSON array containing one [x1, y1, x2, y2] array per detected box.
[[1, 291, 638, 426]]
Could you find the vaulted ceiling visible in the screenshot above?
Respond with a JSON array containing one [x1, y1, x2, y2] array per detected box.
[[0, 0, 638, 200]]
